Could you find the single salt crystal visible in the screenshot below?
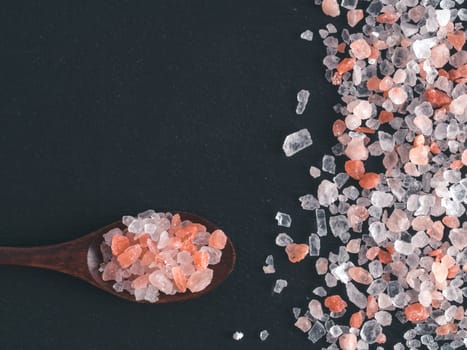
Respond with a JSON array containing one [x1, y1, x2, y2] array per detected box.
[[309, 166, 321, 178], [333, 173, 349, 189], [128, 218, 143, 233], [436, 9, 451, 26], [353, 100, 372, 119], [292, 307, 301, 319], [259, 330, 269, 341], [329, 215, 349, 237], [308, 299, 324, 320], [122, 215, 135, 226], [296, 89, 310, 115], [315, 209, 328, 236], [103, 227, 122, 244], [273, 279, 288, 293], [299, 194, 320, 210], [295, 316, 312, 332], [300, 30, 314, 41], [275, 233, 294, 246], [275, 212, 292, 227], [232, 331, 244, 341], [144, 285, 159, 303], [341, 0, 358, 9], [459, 8, 467, 20], [370, 191, 393, 208], [313, 286, 327, 297], [378, 131, 395, 153], [322, 155, 336, 174], [412, 38, 437, 59], [308, 321, 326, 343], [394, 240, 414, 255], [309, 234, 321, 256], [317, 180, 338, 206], [315, 257, 328, 275], [282, 128, 313, 156], [326, 24, 337, 33], [346, 282, 368, 309], [360, 320, 382, 344]]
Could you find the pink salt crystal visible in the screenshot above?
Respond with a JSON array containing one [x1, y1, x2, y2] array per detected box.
[[449, 94, 467, 115], [321, 0, 340, 17], [412, 216, 433, 231], [187, 268, 213, 293], [347, 9, 363, 28], [294, 316, 312, 332], [348, 267, 373, 285], [350, 39, 372, 60], [409, 145, 430, 165], [149, 270, 176, 295], [339, 333, 357, 350], [386, 209, 410, 233], [388, 87, 408, 105], [344, 137, 369, 161], [102, 260, 119, 281], [346, 239, 361, 254], [132, 274, 149, 289], [430, 44, 450, 68], [347, 205, 369, 230], [432, 261, 448, 283], [315, 257, 328, 275], [378, 76, 393, 91]]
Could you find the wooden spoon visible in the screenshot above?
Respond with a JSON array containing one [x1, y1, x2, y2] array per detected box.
[[0, 211, 235, 303]]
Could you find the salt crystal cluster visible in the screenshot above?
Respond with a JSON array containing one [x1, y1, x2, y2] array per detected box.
[[100, 210, 227, 302], [275, 0, 467, 348]]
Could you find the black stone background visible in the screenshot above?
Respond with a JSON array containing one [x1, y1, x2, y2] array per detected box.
[[0, 1, 410, 349]]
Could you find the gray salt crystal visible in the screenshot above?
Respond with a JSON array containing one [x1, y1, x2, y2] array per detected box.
[[282, 129, 313, 156], [273, 279, 288, 294], [343, 186, 359, 200], [275, 233, 294, 247], [309, 234, 321, 256], [367, 279, 388, 295], [368, 261, 383, 278], [378, 131, 395, 153], [322, 155, 336, 174], [346, 282, 368, 309], [341, 0, 358, 9], [144, 285, 159, 303], [325, 272, 338, 287], [259, 330, 269, 341], [308, 321, 326, 343], [316, 209, 328, 236], [459, 8, 467, 20], [265, 255, 274, 266], [313, 287, 327, 297], [319, 29, 329, 39], [296, 89, 310, 115], [299, 194, 320, 210], [375, 311, 392, 326], [275, 212, 292, 227], [292, 307, 301, 319], [326, 24, 337, 33], [333, 173, 349, 188], [300, 30, 314, 41], [329, 215, 350, 237], [369, 222, 387, 244], [122, 215, 135, 226], [360, 320, 382, 344]]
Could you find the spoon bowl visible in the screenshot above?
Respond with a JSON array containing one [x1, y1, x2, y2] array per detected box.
[[0, 212, 236, 303]]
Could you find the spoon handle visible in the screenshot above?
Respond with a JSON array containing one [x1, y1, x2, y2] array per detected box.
[[0, 239, 90, 278]]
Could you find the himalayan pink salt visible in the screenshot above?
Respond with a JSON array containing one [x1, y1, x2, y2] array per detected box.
[[386, 209, 410, 233], [430, 44, 450, 68], [315, 257, 328, 275], [117, 244, 143, 269], [462, 150, 467, 165], [358, 172, 379, 190], [366, 295, 378, 318], [285, 243, 309, 263], [350, 39, 372, 60], [344, 160, 365, 180], [321, 0, 340, 17], [405, 303, 429, 323], [347, 9, 363, 28], [378, 76, 393, 91], [424, 89, 452, 107], [409, 145, 430, 165], [447, 31, 466, 52], [449, 94, 467, 115], [187, 268, 214, 293], [347, 205, 369, 229], [348, 267, 373, 285], [208, 229, 227, 249], [294, 316, 312, 332], [339, 333, 357, 350], [102, 261, 119, 281], [324, 295, 347, 312], [388, 87, 408, 105], [345, 137, 369, 161], [350, 311, 364, 328]]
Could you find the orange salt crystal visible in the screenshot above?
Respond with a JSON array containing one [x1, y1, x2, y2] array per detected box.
[[324, 295, 347, 312], [436, 323, 456, 336], [138, 234, 150, 247], [337, 42, 346, 53], [369, 47, 380, 60], [430, 141, 440, 154], [447, 264, 459, 278], [175, 223, 199, 239], [405, 303, 429, 323], [345, 160, 365, 180], [378, 76, 393, 91], [337, 58, 356, 74], [366, 295, 378, 318], [366, 246, 380, 260], [117, 244, 143, 269], [141, 250, 156, 266], [413, 134, 425, 146], [354, 127, 375, 134], [131, 274, 149, 289], [378, 110, 393, 124], [285, 243, 309, 263], [209, 229, 227, 249], [376, 12, 400, 24], [333, 119, 346, 137], [442, 215, 460, 228], [377, 249, 392, 264], [424, 89, 452, 107], [447, 30, 466, 52], [438, 69, 450, 78], [358, 172, 380, 190], [180, 239, 197, 254], [349, 311, 364, 328], [111, 234, 130, 256], [450, 159, 463, 169], [366, 76, 380, 90], [171, 266, 187, 292], [193, 250, 209, 270]]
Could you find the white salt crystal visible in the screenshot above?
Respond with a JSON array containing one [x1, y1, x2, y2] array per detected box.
[[275, 233, 294, 246], [412, 38, 437, 59], [346, 282, 368, 309], [316, 209, 328, 236], [308, 321, 326, 343], [300, 30, 314, 41], [275, 212, 292, 227], [259, 330, 269, 341], [273, 279, 288, 293], [322, 154, 336, 174], [317, 180, 338, 206], [282, 129, 313, 156], [436, 9, 451, 26], [232, 331, 244, 341], [309, 234, 321, 256], [296, 89, 310, 115], [299, 194, 320, 210], [309, 166, 321, 178]]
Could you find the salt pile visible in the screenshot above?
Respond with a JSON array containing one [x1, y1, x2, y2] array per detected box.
[[275, 0, 467, 348], [99, 210, 227, 302]]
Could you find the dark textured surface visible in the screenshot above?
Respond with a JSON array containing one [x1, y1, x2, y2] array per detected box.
[[0, 1, 400, 349]]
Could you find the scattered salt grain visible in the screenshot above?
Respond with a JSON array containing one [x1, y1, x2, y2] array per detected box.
[[259, 330, 269, 341], [300, 30, 314, 41], [273, 279, 288, 294], [296, 89, 310, 115], [232, 332, 244, 341], [275, 212, 292, 227], [282, 128, 313, 156]]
